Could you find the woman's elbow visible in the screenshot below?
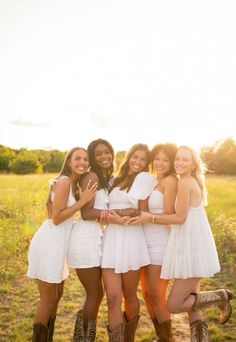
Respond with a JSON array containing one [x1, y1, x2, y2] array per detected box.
[[177, 216, 186, 224]]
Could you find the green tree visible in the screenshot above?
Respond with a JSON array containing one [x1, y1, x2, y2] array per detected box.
[[0, 145, 16, 172], [9, 150, 41, 174]]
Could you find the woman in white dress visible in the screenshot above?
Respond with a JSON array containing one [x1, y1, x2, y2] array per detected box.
[[27, 147, 97, 342], [101, 143, 151, 342], [129, 146, 233, 341], [136, 143, 177, 341], [68, 139, 119, 342]]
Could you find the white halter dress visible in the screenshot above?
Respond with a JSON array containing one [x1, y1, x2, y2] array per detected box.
[[67, 188, 109, 268], [27, 176, 75, 283]]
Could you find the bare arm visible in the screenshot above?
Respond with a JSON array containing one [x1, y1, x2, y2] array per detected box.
[[52, 178, 97, 225], [80, 172, 104, 220], [128, 178, 191, 225], [162, 176, 177, 214]]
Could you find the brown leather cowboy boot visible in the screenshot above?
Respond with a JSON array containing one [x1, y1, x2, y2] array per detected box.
[[123, 312, 140, 342], [190, 320, 208, 342], [84, 317, 97, 342], [73, 310, 85, 342], [151, 318, 174, 342], [47, 316, 56, 341], [192, 289, 233, 324], [32, 322, 49, 342], [107, 322, 125, 342]]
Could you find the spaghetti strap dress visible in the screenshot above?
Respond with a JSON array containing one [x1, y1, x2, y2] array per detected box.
[[27, 176, 75, 283], [160, 203, 221, 279]]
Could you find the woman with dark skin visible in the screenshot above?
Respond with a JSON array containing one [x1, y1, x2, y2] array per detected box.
[[67, 139, 138, 342], [27, 147, 97, 342]]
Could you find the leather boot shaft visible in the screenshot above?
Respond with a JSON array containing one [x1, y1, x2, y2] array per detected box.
[[32, 323, 49, 342], [190, 320, 208, 342]]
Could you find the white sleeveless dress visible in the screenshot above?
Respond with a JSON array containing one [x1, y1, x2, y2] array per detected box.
[[27, 177, 75, 283], [144, 190, 171, 265], [67, 188, 109, 268], [101, 172, 151, 273], [161, 203, 221, 279]]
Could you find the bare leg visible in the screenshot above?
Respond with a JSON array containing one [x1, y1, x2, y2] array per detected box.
[[76, 267, 104, 320], [167, 278, 202, 323], [140, 267, 155, 318], [51, 281, 65, 318], [122, 270, 141, 321], [34, 280, 61, 324], [146, 265, 170, 323], [102, 268, 123, 329]]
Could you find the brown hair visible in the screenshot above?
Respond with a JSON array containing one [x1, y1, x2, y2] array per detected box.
[[111, 143, 151, 192], [151, 143, 177, 176], [46, 147, 87, 217]]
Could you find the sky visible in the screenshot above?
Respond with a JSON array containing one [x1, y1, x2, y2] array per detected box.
[[0, 0, 236, 153]]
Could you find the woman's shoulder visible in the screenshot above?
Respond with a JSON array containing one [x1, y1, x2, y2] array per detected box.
[[163, 174, 178, 186], [81, 171, 99, 184], [178, 176, 195, 190]]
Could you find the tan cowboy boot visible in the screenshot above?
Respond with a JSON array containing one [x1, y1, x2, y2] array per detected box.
[[73, 310, 85, 342], [47, 316, 56, 341], [123, 312, 140, 342], [192, 289, 233, 324], [84, 317, 97, 342], [190, 320, 208, 342], [107, 322, 125, 342], [32, 323, 49, 342], [151, 318, 174, 342]]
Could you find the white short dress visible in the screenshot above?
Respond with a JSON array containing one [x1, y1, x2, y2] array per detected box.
[[27, 176, 75, 284], [101, 172, 151, 273], [67, 189, 109, 268], [144, 190, 171, 265], [161, 203, 221, 279]]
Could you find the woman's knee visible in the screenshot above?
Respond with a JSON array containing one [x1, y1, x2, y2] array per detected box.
[[106, 292, 122, 310], [167, 298, 180, 313]]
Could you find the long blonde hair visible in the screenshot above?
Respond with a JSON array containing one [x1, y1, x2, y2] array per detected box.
[[178, 146, 208, 205]]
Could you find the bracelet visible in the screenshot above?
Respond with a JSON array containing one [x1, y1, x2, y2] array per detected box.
[[152, 215, 155, 223]]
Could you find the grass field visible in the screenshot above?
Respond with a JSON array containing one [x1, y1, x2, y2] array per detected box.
[[0, 174, 235, 341]]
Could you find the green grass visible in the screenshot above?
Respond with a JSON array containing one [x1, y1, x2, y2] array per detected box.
[[0, 174, 235, 341]]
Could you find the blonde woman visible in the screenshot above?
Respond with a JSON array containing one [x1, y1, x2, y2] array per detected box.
[[129, 146, 233, 341]]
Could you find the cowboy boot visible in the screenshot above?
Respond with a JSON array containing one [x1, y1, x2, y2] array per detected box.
[[84, 317, 97, 342], [32, 323, 49, 342], [47, 316, 56, 341], [73, 310, 85, 342], [151, 318, 174, 342], [107, 322, 125, 342], [123, 312, 140, 342], [192, 289, 233, 324], [190, 320, 208, 342]]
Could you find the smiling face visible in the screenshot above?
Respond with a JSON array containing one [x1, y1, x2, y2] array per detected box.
[[94, 143, 113, 171], [128, 149, 148, 175], [69, 149, 89, 176], [153, 150, 171, 179], [174, 147, 195, 177]]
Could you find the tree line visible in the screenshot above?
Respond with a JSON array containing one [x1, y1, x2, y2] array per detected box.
[[0, 137, 236, 175]]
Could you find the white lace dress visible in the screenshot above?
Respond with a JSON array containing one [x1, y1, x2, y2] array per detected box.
[[27, 177, 75, 283], [161, 203, 221, 279], [101, 172, 151, 273], [67, 188, 109, 268]]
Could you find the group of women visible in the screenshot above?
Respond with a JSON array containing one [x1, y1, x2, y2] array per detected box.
[[27, 139, 233, 342]]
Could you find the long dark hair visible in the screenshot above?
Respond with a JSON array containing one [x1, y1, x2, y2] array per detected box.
[[151, 143, 177, 176], [111, 143, 151, 192], [46, 147, 87, 216], [87, 139, 114, 189]]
